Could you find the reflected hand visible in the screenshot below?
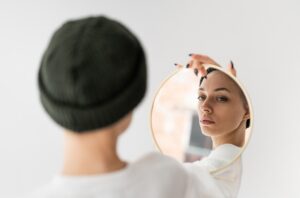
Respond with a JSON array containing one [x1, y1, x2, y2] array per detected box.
[[175, 53, 237, 77]]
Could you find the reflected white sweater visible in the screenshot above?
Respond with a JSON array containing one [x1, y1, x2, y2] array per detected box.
[[26, 144, 241, 198]]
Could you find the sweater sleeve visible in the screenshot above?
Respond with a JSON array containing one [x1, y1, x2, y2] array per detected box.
[[183, 144, 242, 198]]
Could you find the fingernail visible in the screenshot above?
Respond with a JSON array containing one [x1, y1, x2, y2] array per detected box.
[[186, 64, 190, 68], [194, 69, 198, 76], [230, 60, 234, 69], [189, 53, 193, 56]]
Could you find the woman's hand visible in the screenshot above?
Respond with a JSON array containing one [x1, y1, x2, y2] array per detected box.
[[175, 53, 237, 77]]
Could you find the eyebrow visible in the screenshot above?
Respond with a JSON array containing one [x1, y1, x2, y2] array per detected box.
[[199, 87, 231, 93]]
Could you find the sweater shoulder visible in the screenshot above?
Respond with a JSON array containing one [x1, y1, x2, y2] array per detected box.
[[133, 152, 186, 172], [130, 152, 189, 184]]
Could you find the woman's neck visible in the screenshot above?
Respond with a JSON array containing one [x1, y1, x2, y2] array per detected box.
[[212, 123, 246, 149], [62, 130, 127, 176]]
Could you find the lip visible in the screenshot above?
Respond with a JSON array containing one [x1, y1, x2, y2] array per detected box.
[[200, 118, 215, 125]]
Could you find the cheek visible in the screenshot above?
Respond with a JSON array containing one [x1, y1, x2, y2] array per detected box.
[[220, 104, 245, 130]]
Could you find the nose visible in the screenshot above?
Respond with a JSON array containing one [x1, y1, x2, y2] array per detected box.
[[200, 100, 212, 114]]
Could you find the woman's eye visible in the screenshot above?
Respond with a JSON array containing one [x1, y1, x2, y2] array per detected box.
[[217, 96, 228, 102], [197, 95, 206, 101]]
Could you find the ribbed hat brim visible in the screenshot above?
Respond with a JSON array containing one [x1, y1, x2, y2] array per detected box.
[[38, 53, 147, 132]]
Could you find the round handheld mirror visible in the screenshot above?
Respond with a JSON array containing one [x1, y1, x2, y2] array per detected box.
[[150, 64, 253, 172]]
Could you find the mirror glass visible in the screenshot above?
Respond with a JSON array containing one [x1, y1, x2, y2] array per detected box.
[[151, 65, 252, 171]]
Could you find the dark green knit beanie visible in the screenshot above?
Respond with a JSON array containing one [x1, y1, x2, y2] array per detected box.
[[38, 16, 147, 132]]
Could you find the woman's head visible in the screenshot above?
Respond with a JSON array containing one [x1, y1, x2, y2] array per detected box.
[[197, 68, 250, 137]]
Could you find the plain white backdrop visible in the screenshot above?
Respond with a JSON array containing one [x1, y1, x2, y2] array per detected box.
[[0, 0, 299, 197]]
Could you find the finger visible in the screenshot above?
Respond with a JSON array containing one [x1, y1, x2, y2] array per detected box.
[[186, 60, 193, 69], [190, 61, 206, 76], [174, 63, 184, 69], [188, 58, 207, 77], [190, 54, 220, 66], [199, 66, 207, 77], [194, 61, 207, 76], [227, 60, 237, 77]]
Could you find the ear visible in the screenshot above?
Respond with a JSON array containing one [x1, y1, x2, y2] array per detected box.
[[243, 113, 250, 121], [242, 105, 250, 120], [243, 107, 251, 120]]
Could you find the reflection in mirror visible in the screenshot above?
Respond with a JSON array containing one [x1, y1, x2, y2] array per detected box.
[[151, 65, 252, 171]]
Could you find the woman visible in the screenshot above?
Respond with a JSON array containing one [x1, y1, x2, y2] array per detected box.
[[176, 54, 250, 196], [184, 54, 250, 149], [197, 67, 250, 148]]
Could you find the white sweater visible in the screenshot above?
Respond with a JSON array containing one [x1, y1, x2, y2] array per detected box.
[[26, 144, 241, 198]]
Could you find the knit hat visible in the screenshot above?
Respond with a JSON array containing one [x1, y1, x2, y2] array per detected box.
[[38, 16, 147, 132]]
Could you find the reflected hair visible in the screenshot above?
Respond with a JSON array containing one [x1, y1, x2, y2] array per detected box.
[[199, 67, 251, 128]]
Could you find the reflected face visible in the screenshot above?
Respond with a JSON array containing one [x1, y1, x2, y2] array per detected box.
[[197, 70, 248, 137]]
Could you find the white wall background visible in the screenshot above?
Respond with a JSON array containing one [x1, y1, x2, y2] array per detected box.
[[0, 0, 299, 197]]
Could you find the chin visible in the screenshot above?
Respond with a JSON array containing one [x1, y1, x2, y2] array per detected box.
[[200, 127, 213, 137], [200, 125, 221, 137]]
